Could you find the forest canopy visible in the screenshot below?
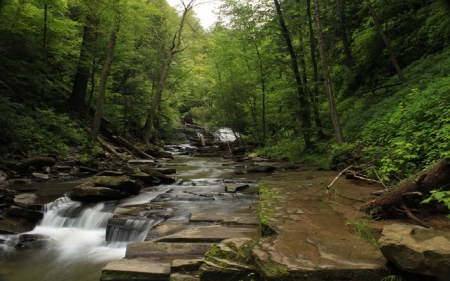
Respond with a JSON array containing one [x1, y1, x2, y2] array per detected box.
[[0, 0, 449, 181]]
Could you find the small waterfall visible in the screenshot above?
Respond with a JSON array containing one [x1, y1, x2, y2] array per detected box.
[[40, 197, 113, 229], [106, 218, 162, 242], [214, 128, 238, 142]]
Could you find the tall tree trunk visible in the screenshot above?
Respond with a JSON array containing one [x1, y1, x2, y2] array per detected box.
[[43, 4, 48, 66], [313, 0, 344, 145], [251, 38, 266, 144], [366, 0, 406, 84], [70, 14, 97, 116], [335, 0, 353, 67], [306, 0, 326, 140], [273, 0, 312, 150], [89, 26, 119, 141], [144, 0, 195, 143]]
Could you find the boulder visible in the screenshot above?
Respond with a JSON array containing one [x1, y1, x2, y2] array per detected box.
[[7, 206, 44, 222], [32, 172, 49, 180], [379, 224, 450, 276], [70, 181, 125, 202], [137, 167, 176, 184], [91, 175, 141, 195], [224, 184, 249, 193], [0, 217, 35, 234], [13, 193, 42, 210], [246, 165, 276, 173]]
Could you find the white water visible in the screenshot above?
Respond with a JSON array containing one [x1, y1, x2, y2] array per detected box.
[[214, 128, 238, 142]]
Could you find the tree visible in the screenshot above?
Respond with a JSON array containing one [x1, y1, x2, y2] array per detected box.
[[312, 0, 344, 145], [144, 0, 196, 143], [273, 0, 312, 150], [365, 0, 406, 84], [89, 1, 121, 141]]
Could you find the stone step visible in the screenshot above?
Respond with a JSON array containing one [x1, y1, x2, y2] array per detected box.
[[169, 273, 199, 281], [100, 258, 170, 281], [171, 258, 204, 272], [126, 242, 212, 258], [155, 225, 259, 243]]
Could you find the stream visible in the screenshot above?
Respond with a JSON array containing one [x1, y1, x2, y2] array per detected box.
[[0, 147, 260, 281]]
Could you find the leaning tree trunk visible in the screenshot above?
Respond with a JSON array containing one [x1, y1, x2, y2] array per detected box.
[[360, 157, 450, 218]]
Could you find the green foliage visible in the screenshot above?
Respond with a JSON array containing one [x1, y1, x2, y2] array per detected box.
[[422, 190, 450, 218], [0, 98, 88, 157], [255, 137, 304, 161]]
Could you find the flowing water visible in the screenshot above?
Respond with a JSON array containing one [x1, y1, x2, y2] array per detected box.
[[0, 148, 260, 281]]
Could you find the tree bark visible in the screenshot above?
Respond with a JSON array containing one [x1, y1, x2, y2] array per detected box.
[[90, 25, 119, 142], [306, 0, 325, 140], [360, 158, 450, 218], [273, 0, 312, 150], [335, 0, 353, 67], [144, 0, 194, 143], [366, 0, 406, 84], [313, 0, 345, 145]]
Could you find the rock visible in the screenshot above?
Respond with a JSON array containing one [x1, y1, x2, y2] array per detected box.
[[0, 170, 8, 183], [16, 157, 56, 171], [137, 168, 176, 184], [106, 217, 161, 242], [95, 171, 125, 177], [169, 273, 199, 281], [246, 165, 276, 173], [155, 225, 258, 243], [13, 179, 32, 184], [19, 233, 49, 243], [379, 224, 450, 276], [54, 165, 73, 171], [32, 173, 49, 180], [224, 184, 249, 193], [13, 193, 42, 210], [101, 258, 171, 281], [79, 166, 99, 174], [0, 216, 35, 234], [128, 159, 155, 165], [172, 259, 204, 272], [7, 206, 44, 222], [70, 181, 125, 202], [126, 242, 212, 258], [91, 175, 141, 195], [199, 238, 256, 280], [154, 168, 176, 175]]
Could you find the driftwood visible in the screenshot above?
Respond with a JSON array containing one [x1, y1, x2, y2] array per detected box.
[[360, 157, 450, 218], [325, 165, 354, 197], [112, 136, 154, 160]]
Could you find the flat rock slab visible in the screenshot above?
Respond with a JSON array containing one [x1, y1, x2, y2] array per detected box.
[[224, 183, 249, 193], [155, 225, 259, 243], [189, 212, 258, 225], [171, 258, 204, 272], [128, 160, 155, 165], [126, 242, 212, 258], [101, 258, 170, 281], [169, 273, 199, 281], [257, 171, 388, 280]]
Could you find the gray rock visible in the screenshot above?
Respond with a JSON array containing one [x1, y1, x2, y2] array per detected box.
[[126, 242, 212, 258], [71, 181, 125, 202], [13, 179, 32, 184], [8, 206, 44, 222], [128, 159, 155, 165], [172, 259, 204, 272], [246, 165, 276, 173], [13, 193, 42, 210], [379, 224, 450, 276], [32, 173, 49, 180], [101, 258, 170, 281], [91, 175, 141, 195], [0, 216, 35, 234], [224, 183, 249, 193], [169, 273, 199, 281]]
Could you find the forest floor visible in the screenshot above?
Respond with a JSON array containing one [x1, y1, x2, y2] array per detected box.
[[256, 169, 450, 280]]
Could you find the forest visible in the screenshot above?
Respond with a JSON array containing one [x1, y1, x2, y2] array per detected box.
[[1, 0, 450, 183]]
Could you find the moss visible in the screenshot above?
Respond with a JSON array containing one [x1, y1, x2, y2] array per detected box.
[[258, 263, 289, 279]]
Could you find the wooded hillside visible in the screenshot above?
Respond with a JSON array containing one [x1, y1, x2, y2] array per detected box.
[[0, 0, 449, 182]]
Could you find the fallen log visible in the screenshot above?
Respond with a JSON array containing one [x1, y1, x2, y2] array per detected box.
[[360, 157, 450, 218], [111, 136, 154, 160], [97, 135, 118, 155], [16, 157, 56, 171]]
